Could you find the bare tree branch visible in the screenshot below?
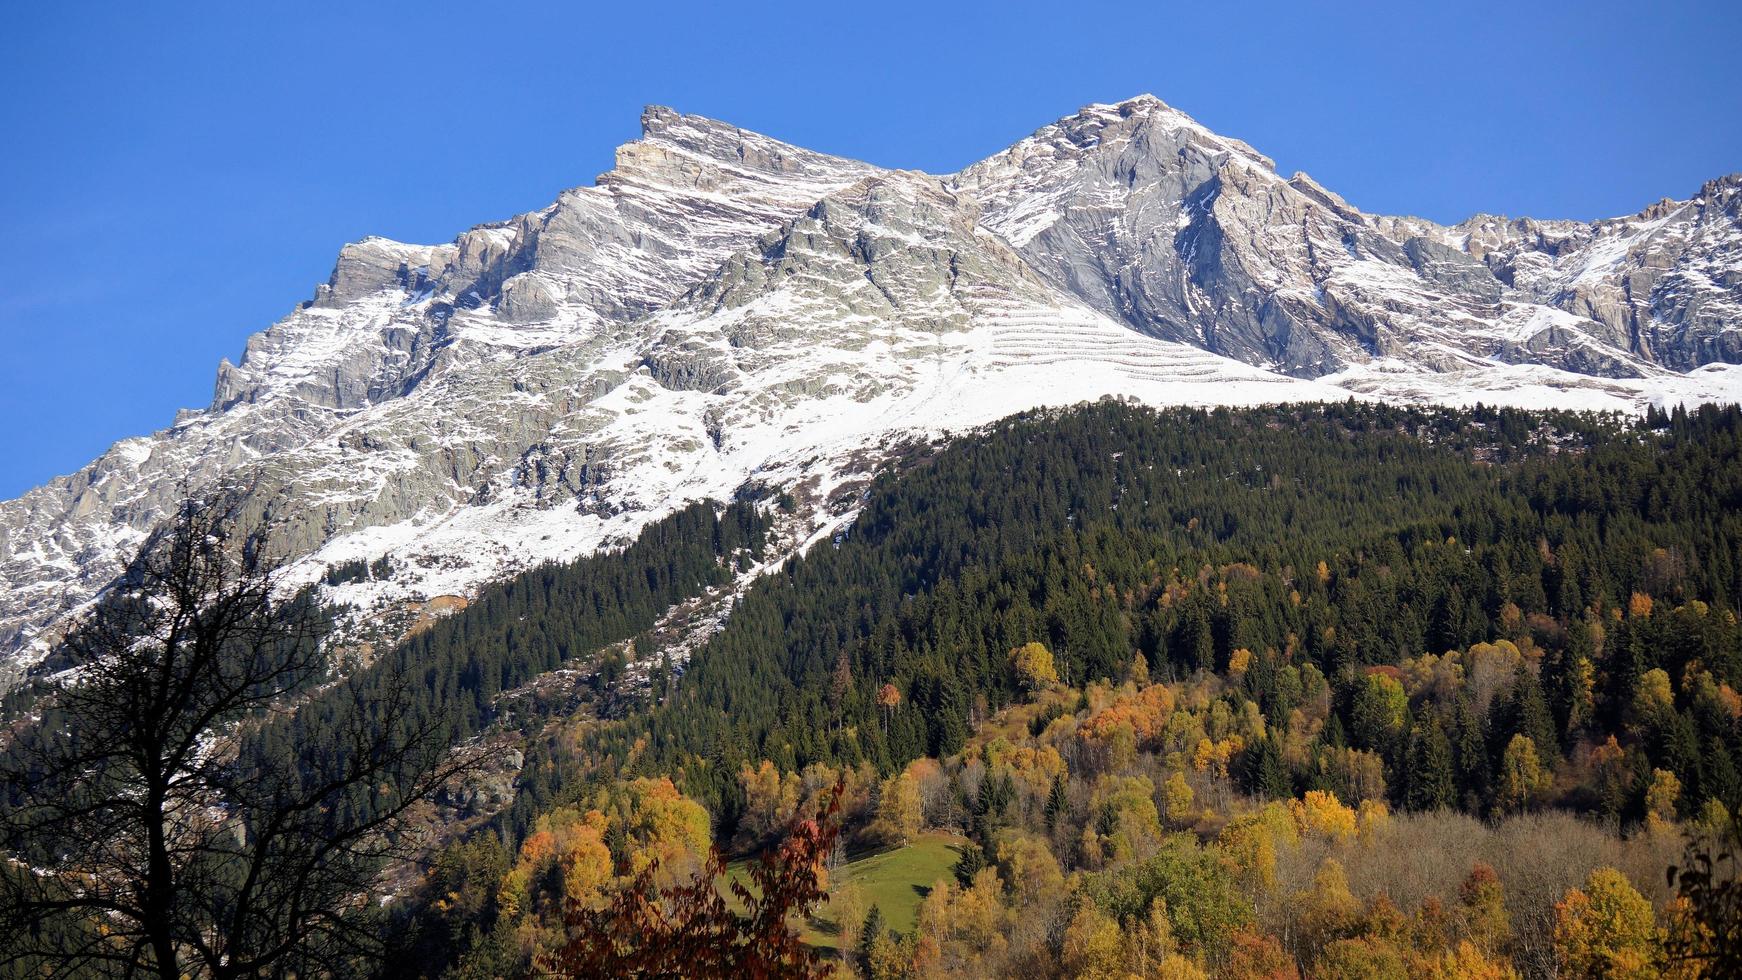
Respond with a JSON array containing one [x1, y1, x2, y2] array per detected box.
[[1, 491, 478, 979]]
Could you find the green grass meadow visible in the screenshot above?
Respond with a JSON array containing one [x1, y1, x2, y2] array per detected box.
[[727, 831, 966, 950]]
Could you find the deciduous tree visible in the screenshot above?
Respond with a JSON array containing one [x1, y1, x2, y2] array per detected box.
[[1552, 867, 1658, 980], [1496, 735, 1549, 814], [1010, 642, 1059, 694]]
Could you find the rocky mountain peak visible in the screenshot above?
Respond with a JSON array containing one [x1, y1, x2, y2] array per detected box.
[[617, 105, 867, 191], [2, 96, 1738, 685], [1697, 173, 1742, 208]]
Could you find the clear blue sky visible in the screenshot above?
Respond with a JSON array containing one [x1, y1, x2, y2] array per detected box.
[[2, 0, 1738, 498]]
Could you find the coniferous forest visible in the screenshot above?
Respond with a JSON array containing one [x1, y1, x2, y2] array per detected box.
[[7, 400, 1742, 978]]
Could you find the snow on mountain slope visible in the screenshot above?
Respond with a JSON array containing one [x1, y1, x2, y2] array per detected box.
[[0, 108, 878, 672], [2, 97, 1739, 681]]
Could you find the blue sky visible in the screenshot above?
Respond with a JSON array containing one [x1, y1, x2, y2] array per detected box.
[[2, 0, 1738, 498]]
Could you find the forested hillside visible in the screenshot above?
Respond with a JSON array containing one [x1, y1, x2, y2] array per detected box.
[[13, 401, 1734, 977], [634, 401, 1740, 809], [370, 399, 1742, 978]]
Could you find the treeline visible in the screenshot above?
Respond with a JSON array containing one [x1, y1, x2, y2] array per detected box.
[[238, 498, 771, 812]]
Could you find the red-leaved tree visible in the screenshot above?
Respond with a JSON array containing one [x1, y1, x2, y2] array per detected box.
[[539, 781, 845, 978]]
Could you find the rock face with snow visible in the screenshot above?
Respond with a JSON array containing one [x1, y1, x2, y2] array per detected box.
[[2, 96, 1739, 679], [1449, 173, 1742, 371], [956, 97, 1741, 379]]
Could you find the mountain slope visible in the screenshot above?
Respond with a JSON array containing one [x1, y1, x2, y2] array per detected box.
[[2, 96, 1739, 678]]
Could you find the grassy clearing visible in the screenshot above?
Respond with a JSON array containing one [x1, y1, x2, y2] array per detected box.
[[727, 831, 966, 950]]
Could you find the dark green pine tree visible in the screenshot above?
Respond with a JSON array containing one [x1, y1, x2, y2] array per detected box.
[[1404, 722, 1457, 812], [652, 650, 673, 705], [917, 671, 970, 757], [975, 769, 1015, 838], [1323, 711, 1348, 751], [1044, 774, 1070, 834], [1703, 738, 1740, 812], [1452, 697, 1491, 812], [952, 841, 988, 888], [857, 905, 886, 968], [1537, 646, 1572, 741], [1241, 732, 1291, 800], [1657, 711, 1706, 811], [1175, 596, 1216, 672], [1490, 664, 1559, 764], [1555, 616, 1601, 735]]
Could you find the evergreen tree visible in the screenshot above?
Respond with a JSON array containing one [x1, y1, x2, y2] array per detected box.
[[1405, 723, 1457, 811], [1491, 664, 1559, 764], [1240, 733, 1291, 800], [953, 842, 988, 888], [857, 906, 887, 969], [1452, 697, 1492, 812], [1044, 774, 1071, 834]]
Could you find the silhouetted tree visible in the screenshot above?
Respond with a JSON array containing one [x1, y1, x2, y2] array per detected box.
[[0, 492, 474, 979], [1665, 812, 1742, 976]]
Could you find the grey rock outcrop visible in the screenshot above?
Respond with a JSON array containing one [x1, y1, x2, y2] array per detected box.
[[1403, 237, 1504, 305]]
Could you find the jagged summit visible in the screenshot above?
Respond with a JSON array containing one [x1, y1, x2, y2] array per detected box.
[[2, 96, 1738, 680]]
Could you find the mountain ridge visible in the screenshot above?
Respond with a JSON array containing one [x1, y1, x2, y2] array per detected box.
[[2, 95, 1738, 680]]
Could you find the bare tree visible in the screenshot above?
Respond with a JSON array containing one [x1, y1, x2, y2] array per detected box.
[[0, 492, 473, 979]]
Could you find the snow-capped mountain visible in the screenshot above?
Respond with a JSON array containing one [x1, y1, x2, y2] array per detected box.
[[3, 96, 1739, 678]]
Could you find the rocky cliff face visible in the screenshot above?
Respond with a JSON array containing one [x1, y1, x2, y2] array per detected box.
[[3, 96, 1738, 678], [1442, 174, 1742, 371]]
